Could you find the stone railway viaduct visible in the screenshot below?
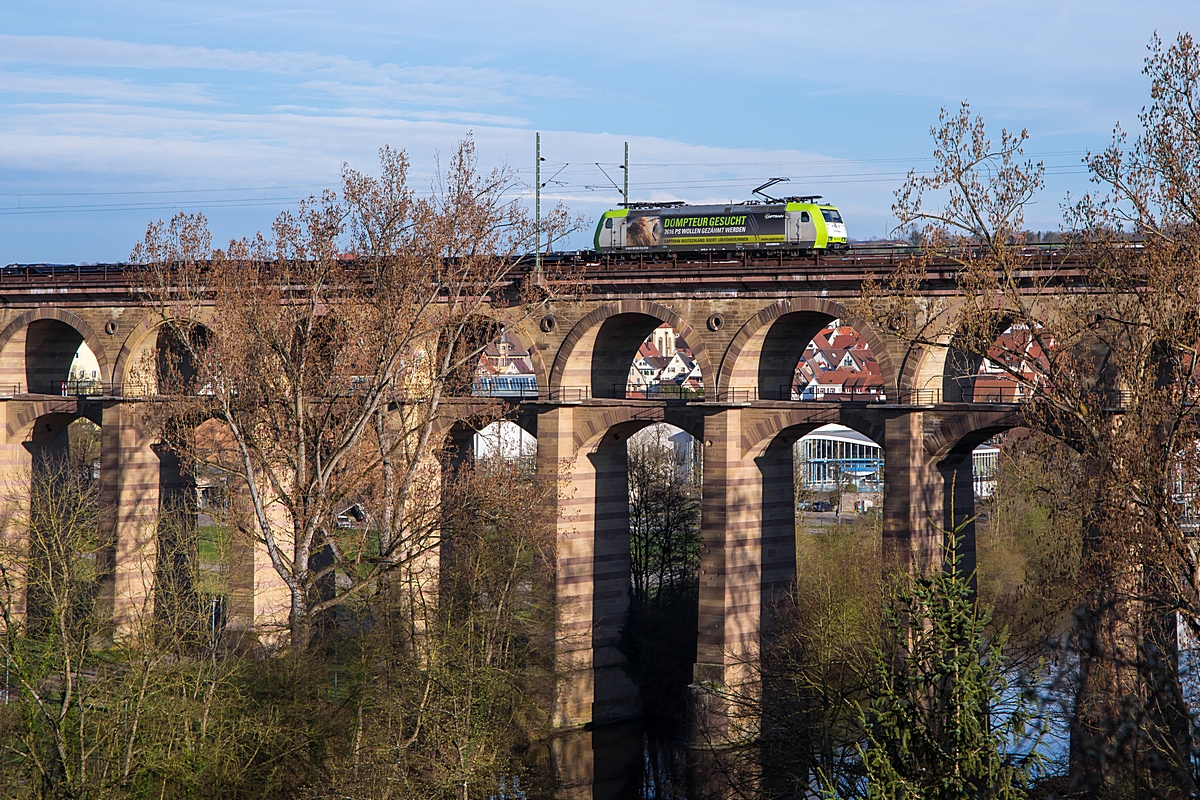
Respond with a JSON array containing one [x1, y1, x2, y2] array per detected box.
[[0, 251, 1058, 783]]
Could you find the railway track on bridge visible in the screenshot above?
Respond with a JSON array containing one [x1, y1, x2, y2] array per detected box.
[[0, 242, 1111, 297]]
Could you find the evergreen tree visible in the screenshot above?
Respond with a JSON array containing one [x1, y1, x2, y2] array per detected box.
[[849, 526, 1043, 800]]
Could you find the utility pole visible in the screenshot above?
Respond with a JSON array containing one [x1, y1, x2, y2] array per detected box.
[[535, 132, 541, 277], [620, 141, 629, 206]]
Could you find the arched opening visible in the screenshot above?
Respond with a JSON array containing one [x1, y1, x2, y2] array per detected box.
[[625, 324, 704, 400], [716, 418, 888, 788], [67, 341, 103, 394], [591, 313, 675, 399], [0, 321, 102, 396], [155, 325, 211, 395], [550, 417, 702, 796], [934, 425, 1016, 581], [968, 425, 1082, 615], [741, 310, 835, 401], [619, 422, 702, 793], [721, 305, 891, 403], [0, 313, 111, 398], [25, 320, 85, 395], [795, 423, 884, 512], [471, 420, 536, 464], [139, 413, 290, 644], [121, 322, 213, 397], [789, 320, 886, 402], [943, 321, 1047, 403], [149, 416, 235, 641], [552, 302, 710, 401], [471, 331, 540, 399], [966, 425, 1084, 761], [12, 415, 102, 633], [785, 421, 886, 602], [178, 417, 240, 640]]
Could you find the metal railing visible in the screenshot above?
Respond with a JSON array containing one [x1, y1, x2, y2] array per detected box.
[[60, 380, 107, 396], [1, 377, 1126, 413], [0, 380, 158, 398], [8, 381, 117, 397], [517, 384, 1024, 406], [714, 388, 759, 403], [618, 383, 703, 401], [777, 384, 889, 403], [470, 378, 540, 400], [543, 387, 592, 402]]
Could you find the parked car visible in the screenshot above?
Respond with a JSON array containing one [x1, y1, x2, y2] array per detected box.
[[810, 501, 834, 512]]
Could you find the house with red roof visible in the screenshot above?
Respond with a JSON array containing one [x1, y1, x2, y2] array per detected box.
[[793, 321, 885, 401]]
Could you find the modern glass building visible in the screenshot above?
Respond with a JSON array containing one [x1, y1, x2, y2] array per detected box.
[[972, 443, 1000, 498], [798, 424, 1001, 498], [797, 424, 883, 491], [472, 374, 538, 398]]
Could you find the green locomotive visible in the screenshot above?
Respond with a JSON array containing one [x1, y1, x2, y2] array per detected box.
[[593, 197, 848, 255]]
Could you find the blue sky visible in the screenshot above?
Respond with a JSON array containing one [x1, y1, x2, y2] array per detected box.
[[0, 1, 1196, 264]]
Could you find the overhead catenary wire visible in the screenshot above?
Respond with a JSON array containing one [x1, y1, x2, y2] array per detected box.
[[0, 150, 1094, 216]]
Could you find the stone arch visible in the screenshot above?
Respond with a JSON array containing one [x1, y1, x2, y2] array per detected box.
[[0, 309, 112, 394], [572, 405, 680, 454], [578, 413, 685, 723], [738, 406, 885, 462], [908, 305, 1070, 404], [549, 404, 708, 730], [112, 311, 162, 391], [887, 299, 964, 398], [137, 410, 290, 640], [113, 316, 214, 396], [497, 318, 549, 394], [938, 313, 1016, 403], [902, 336, 953, 400], [114, 315, 168, 395], [718, 298, 898, 401], [752, 423, 823, 599], [0, 404, 105, 623], [436, 418, 488, 476], [916, 409, 1028, 581], [549, 301, 713, 399], [745, 413, 886, 587], [5, 399, 101, 443], [924, 409, 1026, 463], [692, 407, 892, 716], [465, 419, 538, 463]]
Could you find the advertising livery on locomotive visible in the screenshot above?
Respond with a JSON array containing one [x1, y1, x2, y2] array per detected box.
[[593, 198, 848, 255]]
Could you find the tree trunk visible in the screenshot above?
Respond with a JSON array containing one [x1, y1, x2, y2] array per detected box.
[[1070, 481, 1195, 798]]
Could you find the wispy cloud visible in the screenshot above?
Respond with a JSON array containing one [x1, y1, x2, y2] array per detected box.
[[2, 0, 1189, 263], [0, 71, 215, 105], [0, 34, 574, 109]]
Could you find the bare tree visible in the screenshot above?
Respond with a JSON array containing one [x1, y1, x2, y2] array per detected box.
[[893, 101, 1045, 249], [626, 424, 701, 604], [856, 33, 1200, 795], [131, 137, 580, 649], [311, 453, 557, 800]]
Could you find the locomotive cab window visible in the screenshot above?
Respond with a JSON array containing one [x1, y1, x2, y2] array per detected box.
[[605, 218, 613, 228], [821, 209, 843, 223], [800, 211, 811, 222]]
